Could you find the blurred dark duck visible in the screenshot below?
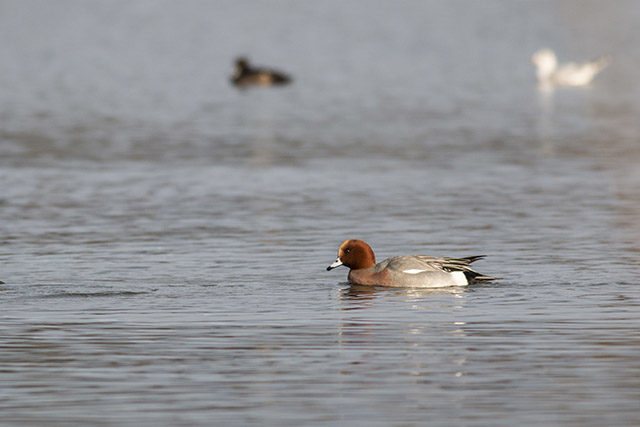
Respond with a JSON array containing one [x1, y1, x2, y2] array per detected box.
[[230, 57, 292, 87]]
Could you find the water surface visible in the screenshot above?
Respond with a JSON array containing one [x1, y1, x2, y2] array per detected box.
[[1, 1, 640, 425]]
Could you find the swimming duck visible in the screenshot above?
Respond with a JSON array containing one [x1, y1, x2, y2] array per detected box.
[[327, 239, 497, 288], [531, 48, 610, 87], [230, 57, 292, 87]]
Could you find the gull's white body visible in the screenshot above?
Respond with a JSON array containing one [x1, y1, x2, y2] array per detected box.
[[531, 49, 610, 87]]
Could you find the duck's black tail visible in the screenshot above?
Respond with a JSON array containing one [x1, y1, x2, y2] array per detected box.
[[450, 255, 500, 282]]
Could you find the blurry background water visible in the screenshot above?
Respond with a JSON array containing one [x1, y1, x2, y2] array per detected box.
[[1, 0, 640, 425]]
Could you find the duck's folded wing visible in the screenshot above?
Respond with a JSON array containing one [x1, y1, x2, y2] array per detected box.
[[380, 255, 479, 272], [381, 255, 497, 281]]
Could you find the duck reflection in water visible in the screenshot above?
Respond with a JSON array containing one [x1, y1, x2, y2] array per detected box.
[[340, 283, 469, 308]]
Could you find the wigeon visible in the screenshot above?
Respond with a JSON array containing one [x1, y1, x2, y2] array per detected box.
[[531, 48, 610, 88], [230, 57, 292, 87], [327, 239, 497, 288]]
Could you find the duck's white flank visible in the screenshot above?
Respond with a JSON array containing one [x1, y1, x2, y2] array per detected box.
[[450, 271, 468, 286]]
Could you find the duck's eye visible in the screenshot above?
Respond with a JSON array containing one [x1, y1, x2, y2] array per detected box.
[[344, 248, 351, 254]]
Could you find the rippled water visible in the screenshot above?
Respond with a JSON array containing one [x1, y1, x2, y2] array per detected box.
[[2, 1, 640, 425]]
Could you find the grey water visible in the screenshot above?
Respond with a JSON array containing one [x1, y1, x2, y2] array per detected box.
[[1, 1, 640, 425]]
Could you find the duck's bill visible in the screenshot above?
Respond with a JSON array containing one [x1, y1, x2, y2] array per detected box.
[[326, 258, 343, 271]]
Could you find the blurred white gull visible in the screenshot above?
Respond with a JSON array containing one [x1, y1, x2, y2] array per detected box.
[[531, 48, 611, 88]]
